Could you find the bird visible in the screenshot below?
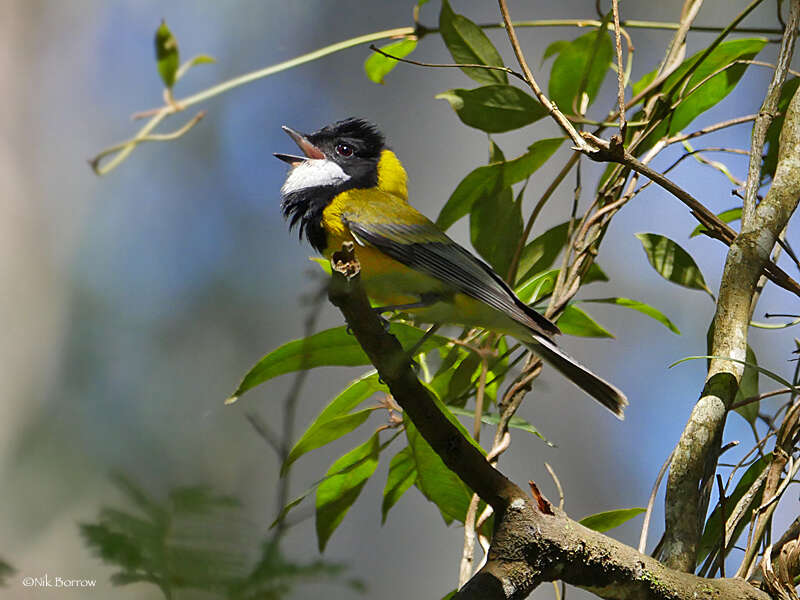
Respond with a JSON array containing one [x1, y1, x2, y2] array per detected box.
[[275, 117, 628, 419]]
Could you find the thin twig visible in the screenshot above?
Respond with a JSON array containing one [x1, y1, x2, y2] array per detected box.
[[742, 0, 800, 227], [368, 44, 526, 81], [497, 0, 596, 155], [611, 0, 627, 135], [638, 449, 674, 554], [544, 462, 565, 511]]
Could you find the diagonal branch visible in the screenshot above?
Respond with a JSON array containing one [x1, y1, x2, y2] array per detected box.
[[742, 0, 800, 227], [660, 43, 800, 572], [327, 242, 770, 600]]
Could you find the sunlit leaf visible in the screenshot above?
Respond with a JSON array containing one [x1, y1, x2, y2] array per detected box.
[[436, 85, 546, 133], [316, 433, 381, 552], [439, 0, 507, 85], [470, 179, 523, 275], [557, 305, 613, 338], [579, 507, 645, 532], [437, 138, 564, 230], [364, 38, 418, 84], [583, 297, 680, 334], [635, 233, 713, 297], [381, 447, 417, 523], [283, 372, 386, 474], [549, 29, 613, 114], [516, 222, 569, 283], [405, 416, 472, 524], [449, 407, 554, 446], [515, 264, 607, 304], [154, 21, 179, 89], [690, 207, 741, 238], [228, 324, 448, 402], [664, 39, 767, 135]]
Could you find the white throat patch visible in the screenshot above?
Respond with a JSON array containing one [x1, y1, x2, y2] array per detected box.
[[281, 159, 351, 195]]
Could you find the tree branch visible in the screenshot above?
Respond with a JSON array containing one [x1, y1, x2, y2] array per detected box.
[[326, 242, 772, 600], [660, 54, 800, 572], [742, 0, 800, 227]]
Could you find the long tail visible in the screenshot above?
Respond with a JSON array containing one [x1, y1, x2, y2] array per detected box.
[[524, 335, 628, 420]]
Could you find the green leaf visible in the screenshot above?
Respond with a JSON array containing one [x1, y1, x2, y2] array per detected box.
[[549, 29, 613, 114], [557, 305, 613, 338], [449, 408, 554, 446], [635, 233, 713, 297], [583, 297, 680, 334], [515, 268, 559, 304], [763, 77, 800, 180], [516, 222, 569, 283], [733, 345, 759, 424], [154, 21, 179, 89], [284, 372, 386, 474], [439, 0, 507, 85], [698, 454, 769, 562], [437, 138, 564, 230], [436, 85, 546, 133], [364, 38, 418, 84], [445, 351, 482, 407], [316, 433, 381, 552], [405, 416, 472, 524], [690, 207, 741, 238], [637, 39, 767, 152], [515, 263, 607, 305], [664, 38, 767, 136], [381, 447, 417, 523], [228, 324, 448, 402], [579, 507, 645, 532], [543, 40, 570, 62], [470, 179, 523, 275], [631, 69, 658, 98]]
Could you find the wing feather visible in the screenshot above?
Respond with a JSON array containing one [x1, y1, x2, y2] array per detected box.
[[343, 218, 560, 338]]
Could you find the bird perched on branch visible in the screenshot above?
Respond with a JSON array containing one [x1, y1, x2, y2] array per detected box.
[[276, 117, 627, 419]]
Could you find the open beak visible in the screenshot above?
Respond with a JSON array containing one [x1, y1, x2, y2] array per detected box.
[[274, 125, 325, 166]]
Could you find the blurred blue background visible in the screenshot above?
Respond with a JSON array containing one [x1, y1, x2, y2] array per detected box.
[[1, 1, 798, 598]]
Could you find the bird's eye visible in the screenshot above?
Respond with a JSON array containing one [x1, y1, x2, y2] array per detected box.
[[335, 143, 354, 157]]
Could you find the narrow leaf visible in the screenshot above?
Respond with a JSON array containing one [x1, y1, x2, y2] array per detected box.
[[698, 455, 769, 562], [316, 433, 381, 552], [670, 356, 796, 391], [449, 407, 554, 446], [665, 39, 767, 136], [579, 507, 645, 532], [436, 85, 546, 133], [284, 372, 386, 473], [516, 222, 569, 283], [381, 447, 417, 523], [364, 38, 417, 84], [228, 324, 448, 402], [733, 345, 759, 424], [763, 77, 800, 180], [437, 138, 564, 230], [154, 21, 179, 89], [557, 305, 614, 338], [583, 297, 680, 334], [635, 233, 713, 297], [439, 0, 507, 85], [405, 417, 472, 524], [549, 29, 613, 114], [470, 181, 523, 274]]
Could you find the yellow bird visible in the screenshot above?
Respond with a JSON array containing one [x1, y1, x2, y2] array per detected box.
[[275, 118, 627, 419]]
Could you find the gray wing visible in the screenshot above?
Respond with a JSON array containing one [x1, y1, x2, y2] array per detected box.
[[344, 219, 560, 338]]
